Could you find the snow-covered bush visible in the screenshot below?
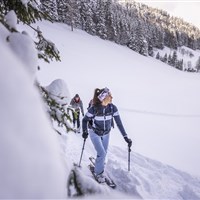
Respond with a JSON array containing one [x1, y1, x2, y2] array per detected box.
[[38, 79, 74, 133]]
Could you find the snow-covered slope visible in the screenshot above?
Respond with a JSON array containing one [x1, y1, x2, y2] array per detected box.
[[14, 20, 200, 199], [33, 21, 200, 175], [60, 131, 200, 199]]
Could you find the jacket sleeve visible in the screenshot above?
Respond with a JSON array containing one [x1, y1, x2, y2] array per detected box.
[[82, 107, 94, 132], [112, 104, 127, 137], [70, 99, 74, 107]]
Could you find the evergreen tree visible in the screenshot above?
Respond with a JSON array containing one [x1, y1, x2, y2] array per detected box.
[[0, 1, 71, 131], [176, 59, 183, 71], [171, 51, 178, 67], [165, 30, 178, 49], [0, 0, 51, 26], [152, 26, 164, 49], [188, 35, 197, 50], [148, 43, 154, 57], [140, 39, 148, 56], [95, 0, 107, 39], [104, 0, 117, 41], [56, 0, 68, 23], [36, 26, 61, 63], [0, 0, 60, 63], [168, 54, 172, 66], [79, 0, 96, 35], [130, 21, 148, 56], [195, 56, 200, 72], [156, 52, 160, 60], [127, 31, 137, 51], [61, 0, 81, 31], [187, 61, 192, 71], [120, 17, 131, 45], [163, 53, 168, 63], [40, 0, 58, 21], [38, 82, 73, 133]]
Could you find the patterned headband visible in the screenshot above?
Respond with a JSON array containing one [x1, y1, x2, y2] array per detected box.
[[98, 87, 110, 101]]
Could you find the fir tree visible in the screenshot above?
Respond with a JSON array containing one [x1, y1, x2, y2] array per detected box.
[[36, 26, 61, 62], [171, 51, 178, 67], [0, 0, 60, 63], [163, 53, 168, 63], [130, 21, 148, 56], [38, 84, 73, 133], [104, 0, 117, 41], [177, 59, 183, 71], [148, 43, 154, 57], [195, 56, 200, 72], [156, 52, 160, 60], [187, 61, 192, 71], [40, 0, 58, 21], [57, 0, 81, 31], [95, 0, 107, 39], [56, 0, 68, 23], [0, 0, 70, 130], [79, 0, 96, 35], [0, 0, 51, 26], [168, 54, 172, 66]]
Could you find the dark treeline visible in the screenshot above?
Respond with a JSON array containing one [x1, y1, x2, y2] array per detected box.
[[40, 0, 200, 58]]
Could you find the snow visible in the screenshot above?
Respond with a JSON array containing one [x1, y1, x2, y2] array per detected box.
[[45, 79, 71, 105], [155, 46, 200, 70], [0, 24, 67, 198], [1, 18, 200, 199], [8, 31, 38, 81], [4, 10, 17, 30], [20, 0, 30, 6]]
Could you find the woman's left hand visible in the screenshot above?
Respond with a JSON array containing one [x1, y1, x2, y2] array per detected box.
[[124, 137, 132, 147]]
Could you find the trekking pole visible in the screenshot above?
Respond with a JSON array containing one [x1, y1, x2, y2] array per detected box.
[[128, 143, 132, 172], [78, 138, 86, 167]]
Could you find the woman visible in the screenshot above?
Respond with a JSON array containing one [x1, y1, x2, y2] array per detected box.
[[82, 87, 132, 183]]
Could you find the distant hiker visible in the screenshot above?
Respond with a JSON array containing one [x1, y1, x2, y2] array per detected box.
[[70, 94, 84, 132], [82, 87, 132, 183]]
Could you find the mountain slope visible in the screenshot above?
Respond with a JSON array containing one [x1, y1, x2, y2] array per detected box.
[[32, 20, 200, 177], [21, 20, 200, 198]]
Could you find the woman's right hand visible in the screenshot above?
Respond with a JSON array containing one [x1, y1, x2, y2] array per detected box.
[[82, 131, 88, 139]]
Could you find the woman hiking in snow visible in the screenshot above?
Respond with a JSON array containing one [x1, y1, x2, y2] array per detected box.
[[82, 87, 132, 183]]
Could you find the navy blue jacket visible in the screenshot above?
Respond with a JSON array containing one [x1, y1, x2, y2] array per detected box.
[[82, 103, 127, 137]]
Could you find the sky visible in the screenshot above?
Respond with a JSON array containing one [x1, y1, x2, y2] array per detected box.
[[134, 0, 200, 29], [2, 12, 200, 198]]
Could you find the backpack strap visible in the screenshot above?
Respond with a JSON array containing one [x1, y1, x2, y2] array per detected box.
[[109, 104, 115, 128]]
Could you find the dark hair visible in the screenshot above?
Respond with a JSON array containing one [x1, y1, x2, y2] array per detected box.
[[92, 88, 104, 106]]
